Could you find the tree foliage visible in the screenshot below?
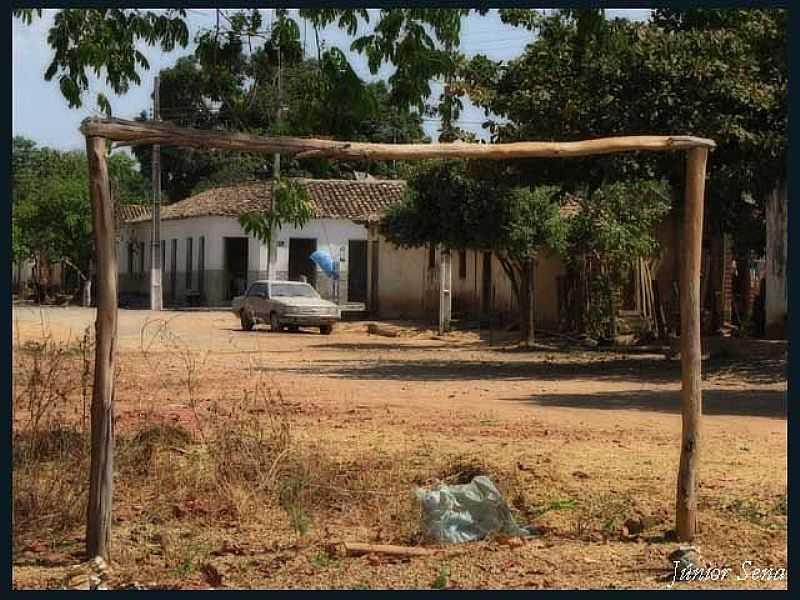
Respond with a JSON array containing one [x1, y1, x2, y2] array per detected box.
[[15, 7, 485, 132], [13, 8, 189, 114], [464, 8, 786, 234], [563, 180, 671, 338], [12, 137, 148, 288], [381, 159, 566, 342], [124, 9, 430, 201], [238, 179, 313, 246]]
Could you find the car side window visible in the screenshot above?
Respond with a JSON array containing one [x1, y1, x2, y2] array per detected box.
[[248, 283, 265, 297]]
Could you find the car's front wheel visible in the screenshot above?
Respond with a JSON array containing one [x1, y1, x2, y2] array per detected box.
[[320, 324, 333, 335], [240, 310, 254, 331], [270, 312, 282, 332]]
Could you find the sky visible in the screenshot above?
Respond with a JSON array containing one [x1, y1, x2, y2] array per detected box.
[[12, 8, 651, 151]]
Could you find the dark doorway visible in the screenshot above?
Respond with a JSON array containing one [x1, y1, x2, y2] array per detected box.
[[370, 239, 380, 314], [170, 239, 178, 303], [482, 251, 493, 313], [348, 240, 368, 303], [289, 238, 317, 286], [224, 237, 248, 300]]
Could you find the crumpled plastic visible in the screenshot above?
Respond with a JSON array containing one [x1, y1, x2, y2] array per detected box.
[[415, 475, 531, 544]]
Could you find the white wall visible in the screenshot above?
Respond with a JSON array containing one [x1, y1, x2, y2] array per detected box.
[[120, 216, 369, 304], [271, 218, 368, 278], [123, 215, 263, 275]]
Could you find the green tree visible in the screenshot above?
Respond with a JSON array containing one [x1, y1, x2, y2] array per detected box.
[[15, 8, 484, 124], [464, 8, 786, 250], [462, 9, 785, 333], [238, 179, 313, 248], [12, 137, 148, 298], [131, 51, 427, 201], [381, 159, 566, 345], [563, 180, 672, 338], [13, 8, 189, 114]]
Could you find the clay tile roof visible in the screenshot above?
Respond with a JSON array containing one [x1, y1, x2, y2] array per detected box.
[[116, 203, 151, 227], [126, 179, 407, 224]]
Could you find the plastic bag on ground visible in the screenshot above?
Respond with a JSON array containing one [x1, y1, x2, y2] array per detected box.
[[415, 475, 531, 544]]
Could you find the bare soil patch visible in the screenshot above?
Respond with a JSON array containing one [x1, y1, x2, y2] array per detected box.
[[11, 307, 787, 590]]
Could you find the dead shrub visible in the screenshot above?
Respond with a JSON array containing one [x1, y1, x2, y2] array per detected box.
[[570, 490, 634, 539], [119, 422, 194, 472], [13, 427, 87, 467], [12, 326, 90, 550], [12, 428, 89, 550], [13, 333, 83, 436]]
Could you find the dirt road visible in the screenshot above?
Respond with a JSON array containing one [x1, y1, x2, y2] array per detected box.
[[12, 306, 787, 589]]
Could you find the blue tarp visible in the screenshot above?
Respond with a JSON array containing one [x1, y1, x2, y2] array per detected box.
[[310, 249, 339, 279]]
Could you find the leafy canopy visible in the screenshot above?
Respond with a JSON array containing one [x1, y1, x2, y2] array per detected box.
[[12, 136, 148, 273], [238, 179, 314, 246], [463, 8, 786, 223], [15, 7, 486, 131], [381, 159, 566, 260]]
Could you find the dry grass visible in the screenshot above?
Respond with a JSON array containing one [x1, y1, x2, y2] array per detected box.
[[11, 312, 787, 589]]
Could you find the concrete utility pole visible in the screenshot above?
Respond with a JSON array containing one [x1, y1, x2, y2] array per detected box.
[[266, 8, 284, 281], [439, 246, 452, 334], [150, 75, 163, 310]]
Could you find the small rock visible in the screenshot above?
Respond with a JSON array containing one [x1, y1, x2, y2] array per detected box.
[[669, 546, 703, 570], [623, 518, 644, 536], [572, 470, 590, 480]]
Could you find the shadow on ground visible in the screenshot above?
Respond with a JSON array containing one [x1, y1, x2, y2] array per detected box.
[[503, 388, 787, 418], [257, 356, 683, 383], [261, 354, 786, 387]]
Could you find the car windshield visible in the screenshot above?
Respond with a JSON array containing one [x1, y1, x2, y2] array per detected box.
[[270, 283, 319, 298]]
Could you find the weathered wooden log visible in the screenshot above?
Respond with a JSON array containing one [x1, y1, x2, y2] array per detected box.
[[341, 543, 433, 558], [85, 136, 117, 560], [676, 146, 709, 542], [80, 117, 716, 160], [366, 323, 401, 337]]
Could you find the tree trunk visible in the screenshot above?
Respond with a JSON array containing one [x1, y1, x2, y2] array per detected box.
[[525, 256, 536, 346], [765, 177, 787, 339], [85, 135, 117, 560], [675, 146, 708, 543]]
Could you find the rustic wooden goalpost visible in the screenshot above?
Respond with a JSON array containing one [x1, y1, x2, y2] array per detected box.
[[80, 117, 714, 559]]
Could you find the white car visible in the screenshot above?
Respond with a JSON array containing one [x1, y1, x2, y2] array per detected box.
[[232, 280, 340, 335]]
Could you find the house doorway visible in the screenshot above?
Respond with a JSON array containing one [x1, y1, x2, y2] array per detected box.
[[169, 239, 177, 303], [347, 240, 368, 303], [224, 237, 248, 300], [289, 238, 317, 287]]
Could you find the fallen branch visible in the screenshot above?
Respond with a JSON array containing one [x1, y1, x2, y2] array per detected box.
[[341, 543, 434, 558], [366, 323, 400, 338]]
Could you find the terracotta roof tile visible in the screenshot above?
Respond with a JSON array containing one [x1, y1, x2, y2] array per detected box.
[[127, 179, 407, 224], [115, 203, 151, 227]]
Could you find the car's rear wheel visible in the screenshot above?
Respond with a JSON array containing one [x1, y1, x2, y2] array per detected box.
[[270, 312, 282, 332], [320, 324, 333, 335], [240, 310, 254, 331]]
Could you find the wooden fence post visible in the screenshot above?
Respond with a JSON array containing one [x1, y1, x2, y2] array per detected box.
[[85, 135, 118, 559], [676, 146, 708, 542]]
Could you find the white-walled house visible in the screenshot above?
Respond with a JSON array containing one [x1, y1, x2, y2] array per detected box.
[[119, 179, 405, 307], [118, 178, 719, 335], [117, 178, 566, 327]]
